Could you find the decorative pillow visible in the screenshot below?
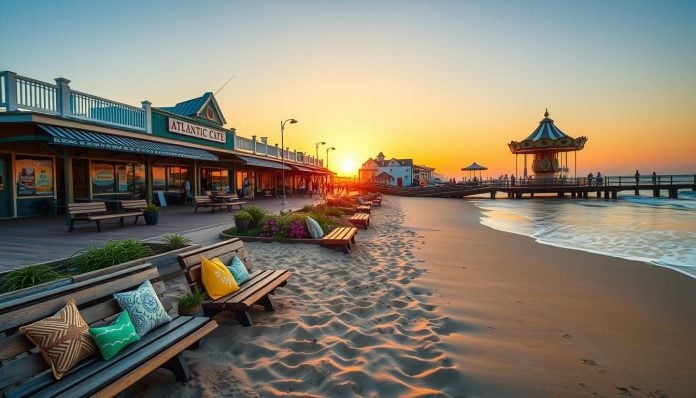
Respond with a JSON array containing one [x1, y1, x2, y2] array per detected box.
[[201, 256, 239, 300], [114, 280, 171, 337], [223, 256, 251, 284], [306, 216, 324, 239], [89, 311, 140, 361], [19, 299, 98, 379]]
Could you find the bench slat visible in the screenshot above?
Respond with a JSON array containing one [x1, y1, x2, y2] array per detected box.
[[213, 269, 275, 305], [227, 271, 291, 309]]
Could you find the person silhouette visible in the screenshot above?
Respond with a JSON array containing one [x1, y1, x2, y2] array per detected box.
[[635, 170, 640, 185]]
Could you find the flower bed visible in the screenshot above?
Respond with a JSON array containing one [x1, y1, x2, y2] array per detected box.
[[220, 204, 353, 242]]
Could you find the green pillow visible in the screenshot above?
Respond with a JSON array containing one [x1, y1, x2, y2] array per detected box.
[[89, 311, 140, 360], [227, 256, 251, 284], [114, 280, 171, 337]]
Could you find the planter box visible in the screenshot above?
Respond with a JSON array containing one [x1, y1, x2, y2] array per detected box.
[[0, 243, 199, 303], [219, 231, 319, 245]]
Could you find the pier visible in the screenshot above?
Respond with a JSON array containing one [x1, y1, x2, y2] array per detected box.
[[355, 174, 696, 200]]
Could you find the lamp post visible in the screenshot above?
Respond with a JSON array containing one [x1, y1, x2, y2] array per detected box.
[[280, 118, 297, 205], [326, 146, 336, 169], [315, 141, 326, 164]]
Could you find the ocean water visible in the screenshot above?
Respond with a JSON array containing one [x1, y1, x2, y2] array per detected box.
[[474, 190, 696, 278]]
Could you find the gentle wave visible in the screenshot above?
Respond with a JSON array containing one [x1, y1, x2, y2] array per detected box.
[[475, 193, 696, 279]]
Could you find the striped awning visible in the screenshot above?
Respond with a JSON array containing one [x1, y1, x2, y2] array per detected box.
[[235, 154, 291, 170], [39, 125, 218, 161], [290, 164, 316, 173]]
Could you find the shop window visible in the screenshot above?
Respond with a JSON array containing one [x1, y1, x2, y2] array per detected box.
[[16, 156, 54, 197], [93, 162, 145, 195], [202, 168, 229, 192]]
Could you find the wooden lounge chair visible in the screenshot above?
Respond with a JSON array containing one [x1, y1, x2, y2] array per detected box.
[[348, 213, 369, 229], [322, 226, 358, 253]]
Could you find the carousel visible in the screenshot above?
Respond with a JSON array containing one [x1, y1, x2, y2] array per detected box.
[[508, 109, 587, 180]]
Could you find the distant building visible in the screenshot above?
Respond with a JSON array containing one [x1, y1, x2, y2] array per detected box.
[[359, 152, 434, 187]]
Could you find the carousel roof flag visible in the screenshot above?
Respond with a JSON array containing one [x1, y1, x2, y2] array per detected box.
[[508, 109, 587, 154]]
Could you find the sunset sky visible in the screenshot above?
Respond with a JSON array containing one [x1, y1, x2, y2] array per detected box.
[[2, 0, 695, 178]]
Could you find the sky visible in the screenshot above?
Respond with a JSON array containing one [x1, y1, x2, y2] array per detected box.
[[2, 0, 695, 178]]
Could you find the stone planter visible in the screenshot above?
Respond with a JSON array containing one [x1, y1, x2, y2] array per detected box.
[[219, 230, 318, 244], [234, 218, 250, 233]]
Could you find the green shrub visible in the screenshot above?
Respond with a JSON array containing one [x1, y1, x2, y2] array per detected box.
[[300, 204, 315, 213], [0, 264, 66, 293], [178, 291, 206, 307], [242, 205, 267, 228], [234, 210, 252, 221], [161, 234, 192, 250], [69, 239, 154, 274], [144, 204, 160, 213]]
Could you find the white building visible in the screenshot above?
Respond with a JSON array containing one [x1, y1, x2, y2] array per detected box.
[[359, 152, 415, 187]]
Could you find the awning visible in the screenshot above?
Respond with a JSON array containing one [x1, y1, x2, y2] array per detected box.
[[39, 125, 218, 161], [289, 164, 316, 173], [235, 154, 291, 170]]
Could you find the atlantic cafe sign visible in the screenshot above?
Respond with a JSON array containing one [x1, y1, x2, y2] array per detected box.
[[168, 118, 226, 144]]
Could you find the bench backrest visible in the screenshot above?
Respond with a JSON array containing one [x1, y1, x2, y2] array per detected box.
[[67, 202, 107, 216], [194, 195, 212, 204], [120, 199, 147, 211], [0, 263, 162, 393], [177, 239, 252, 294]]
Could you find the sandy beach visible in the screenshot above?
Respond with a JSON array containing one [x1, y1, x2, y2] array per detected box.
[[128, 196, 696, 397]]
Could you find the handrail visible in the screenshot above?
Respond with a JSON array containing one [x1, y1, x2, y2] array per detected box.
[[15, 75, 58, 113], [70, 89, 146, 131]]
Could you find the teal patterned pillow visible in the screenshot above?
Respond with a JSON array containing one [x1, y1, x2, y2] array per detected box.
[[114, 280, 171, 337], [89, 311, 140, 360], [227, 256, 250, 284], [306, 216, 324, 239]]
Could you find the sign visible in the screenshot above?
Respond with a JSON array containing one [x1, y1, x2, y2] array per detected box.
[[92, 163, 115, 194], [16, 158, 53, 196], [168, 117, 226, 144]]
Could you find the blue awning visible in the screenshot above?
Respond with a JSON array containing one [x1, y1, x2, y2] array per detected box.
[[39, 125, 218, 161], [290, 164, 316, 173], [235, 154, 291, 170]]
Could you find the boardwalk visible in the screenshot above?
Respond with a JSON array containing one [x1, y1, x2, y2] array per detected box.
[[0, 197, 318, 271], [360, 174, 696, 200]]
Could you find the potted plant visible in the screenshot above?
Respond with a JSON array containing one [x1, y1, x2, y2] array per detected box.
[[177, 291, 205, 316], [234, 210, 252, 232], [143, 204, 160, 225]]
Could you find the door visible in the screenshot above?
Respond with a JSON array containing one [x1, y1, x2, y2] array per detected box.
[[72, 159, 89, 200], [0, 155, 12, 217], [397, 177, 403, 187]]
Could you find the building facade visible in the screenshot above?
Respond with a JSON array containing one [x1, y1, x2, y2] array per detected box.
[[0, 71, 331, 218], [358, 152, 419, 187]]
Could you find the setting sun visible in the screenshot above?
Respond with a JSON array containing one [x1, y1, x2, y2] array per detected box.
[[339, 158, 358, 176]]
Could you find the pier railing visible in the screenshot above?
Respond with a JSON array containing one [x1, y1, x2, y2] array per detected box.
[[1, 70, 325, 168]]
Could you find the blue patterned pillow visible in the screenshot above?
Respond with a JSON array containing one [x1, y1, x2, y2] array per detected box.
[[226, 256, 250, 284], [306, 216, 324, 239], [114, 280, 171, 337]]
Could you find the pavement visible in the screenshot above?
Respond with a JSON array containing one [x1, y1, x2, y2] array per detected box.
[[0, 196, 320, 271]]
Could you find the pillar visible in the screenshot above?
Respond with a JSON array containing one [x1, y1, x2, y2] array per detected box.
[[2, 71, 18, 111], [63, 148, 73, 224], [55, 77, 72, 116], [142, 100, 152, 134]]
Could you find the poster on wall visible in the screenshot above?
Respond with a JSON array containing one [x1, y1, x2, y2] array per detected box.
[[92, 163, 115, 194], [117, 165, 129, 193], [16, 158, 53, 196]]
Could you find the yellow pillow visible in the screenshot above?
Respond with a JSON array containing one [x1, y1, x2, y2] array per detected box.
[[201, 256, 239, 299]]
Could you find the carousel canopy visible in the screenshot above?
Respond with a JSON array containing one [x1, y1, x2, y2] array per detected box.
[[461, 162, 487, 171], [508, 109, 587, 154]]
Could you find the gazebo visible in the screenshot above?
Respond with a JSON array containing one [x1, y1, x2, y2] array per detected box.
[[508, 109, 587, 180], [461, 162, 487, 182]]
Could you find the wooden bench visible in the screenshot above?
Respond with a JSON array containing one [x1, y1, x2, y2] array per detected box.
[[322, 226, 359, 253], [0, 263, 218, 398], [177, 239, 291, 327], [67, 202, 142, 232], [348, 213, 370, 229], [193, 195, 246, 213], [120, 199, 147, 223], [356, 205, 372, 213]]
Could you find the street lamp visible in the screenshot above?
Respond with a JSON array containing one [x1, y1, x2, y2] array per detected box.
[[315, 141, 326, 164], [326, 146, 336, 169], [280, 118, 297, 205]]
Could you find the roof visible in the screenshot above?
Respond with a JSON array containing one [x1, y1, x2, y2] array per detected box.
[[160, 92, 227, 126], [508, 109, 588, 154], [461, 162, 487, 171], [375, 172, 394, 180]]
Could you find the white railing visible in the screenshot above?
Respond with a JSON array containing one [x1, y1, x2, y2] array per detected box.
[[267, 145, 279, 157], [0, 73, 6, 108], [70, 90, 146, 131], [15, 75, 59, 114], [235, 135, 254, 151]]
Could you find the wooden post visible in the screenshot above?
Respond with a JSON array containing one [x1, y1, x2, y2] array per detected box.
[[145, 157, 153, 206], [63, 148, 73, 225]]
